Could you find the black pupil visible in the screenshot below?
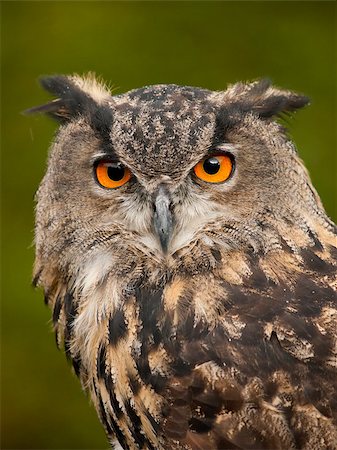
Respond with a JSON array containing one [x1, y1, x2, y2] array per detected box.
[[203, 157, 220, 175], [107, 163, 125, 181]]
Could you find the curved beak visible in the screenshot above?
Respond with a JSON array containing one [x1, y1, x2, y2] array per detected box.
[[153, 185, 173, 253]]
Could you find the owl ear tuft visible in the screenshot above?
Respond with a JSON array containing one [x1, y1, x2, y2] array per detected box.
[[225, 79, 310, 119], [24, 74, 111, 123]]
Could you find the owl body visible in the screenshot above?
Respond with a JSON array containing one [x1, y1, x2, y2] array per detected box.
[[31, 75, 337, 449]]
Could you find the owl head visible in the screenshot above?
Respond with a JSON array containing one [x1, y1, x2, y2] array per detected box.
[[29, 74, 332, 287]]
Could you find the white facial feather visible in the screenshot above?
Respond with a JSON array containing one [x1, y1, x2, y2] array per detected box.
[[74, 251, 114, 296]]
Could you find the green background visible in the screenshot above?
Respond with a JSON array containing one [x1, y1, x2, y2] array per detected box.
[[1, 1, 336, 449]]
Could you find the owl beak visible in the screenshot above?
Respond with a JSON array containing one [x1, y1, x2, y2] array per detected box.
[[153, 185, 173, 253]]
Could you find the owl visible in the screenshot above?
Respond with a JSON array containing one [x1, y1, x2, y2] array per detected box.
[[29, 74, 337, 450]]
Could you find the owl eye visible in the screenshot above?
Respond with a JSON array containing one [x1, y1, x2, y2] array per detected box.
[[95, 160, 132, 189], [194, 153, 234, 183]]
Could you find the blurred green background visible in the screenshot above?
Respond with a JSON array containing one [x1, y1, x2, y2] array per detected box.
[[1, 1, 336, 449]]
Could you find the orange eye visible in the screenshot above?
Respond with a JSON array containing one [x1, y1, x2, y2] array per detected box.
[[95, 160, 132, 189], [193, 154, 234, 183]]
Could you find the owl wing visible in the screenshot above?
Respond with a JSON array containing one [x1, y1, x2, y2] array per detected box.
[[157, 246, 337, 449]]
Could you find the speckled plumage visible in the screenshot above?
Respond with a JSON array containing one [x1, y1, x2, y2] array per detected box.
[[30, 74, 337, 449]]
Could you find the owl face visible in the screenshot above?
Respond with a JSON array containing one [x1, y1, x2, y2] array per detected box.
[[32, 75, 316, 278]]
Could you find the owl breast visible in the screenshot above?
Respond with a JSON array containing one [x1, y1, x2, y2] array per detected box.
[[60, 241, 337, 450]]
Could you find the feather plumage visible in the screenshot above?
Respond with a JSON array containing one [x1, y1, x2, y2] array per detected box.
[[31, 74, 337, 449]]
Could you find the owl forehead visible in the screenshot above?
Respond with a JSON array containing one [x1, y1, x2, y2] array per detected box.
[[109, 85, 218, 178]]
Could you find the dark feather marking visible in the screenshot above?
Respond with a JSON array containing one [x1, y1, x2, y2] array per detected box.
[[189, 374, 206, 394], [108, 417, 128, 450], [72, 354, 81, 377], [171, 358, 192, 378], [52, 296, 62, 325], [213, 80, 309, 148], [303, 382, 332, 418], [54, 331, 60, 349], [135, 286, 165, 386], [148, 373, 167, 394], [306, 228, 324, 251], [280, 312, 320, 341], [294, 275, 336, 309], [64, 291, 76, 319], [124, 401, 147, 448], [222, 397, 244, 414], [176, 290, 196, 339], [136, 286, 163, 336], [136, 356, 152, 385], [293, 429, 308, 449], [90, 105, 113, 141], [189, 416, 213, 433], [97, 393, 127, 448], [187, 319, 214, 342], [63, 291, 77, 359], [32, 269, 42, 287], [24, 98, 67, 117], [212, 106, 237, 146], [143, 409, 161, 434], [265, 330, 298, 372], [224, 426, 267, 450], [152, 326, 162, 347], [254, 93, 309, 118], [28, 76, 93, 123], [183, 335, 218, 367], [85, 232, 119, 252], [246, 255, 269, 290], [108, 309, 127, 346], [97, 394, 114, 435], [192, 389, 223, 415], [227, 328, 296, 377], [160, 311, 178, 354], [301, 248, 335, 273], [237, 294, 283, 321], [215, 437, 241, 450], [247, 79, 309, 117], [43, 292, 49, 305], [210, 246, 222, 262], [64, 339, 72, 360], [329, 245, 337, 261], [97, 344, 107, 380], [92, 378, 98, 396], [279, 236, 294, 253], [223, 283, 249, 308], [26, 75, 114, 153], [103, 373, 123, 420], [264, 380, 278, 400], [128, 373, 141, 395]]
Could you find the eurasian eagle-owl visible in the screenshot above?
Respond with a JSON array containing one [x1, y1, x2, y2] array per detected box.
[[29, 75, 337, 449]]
